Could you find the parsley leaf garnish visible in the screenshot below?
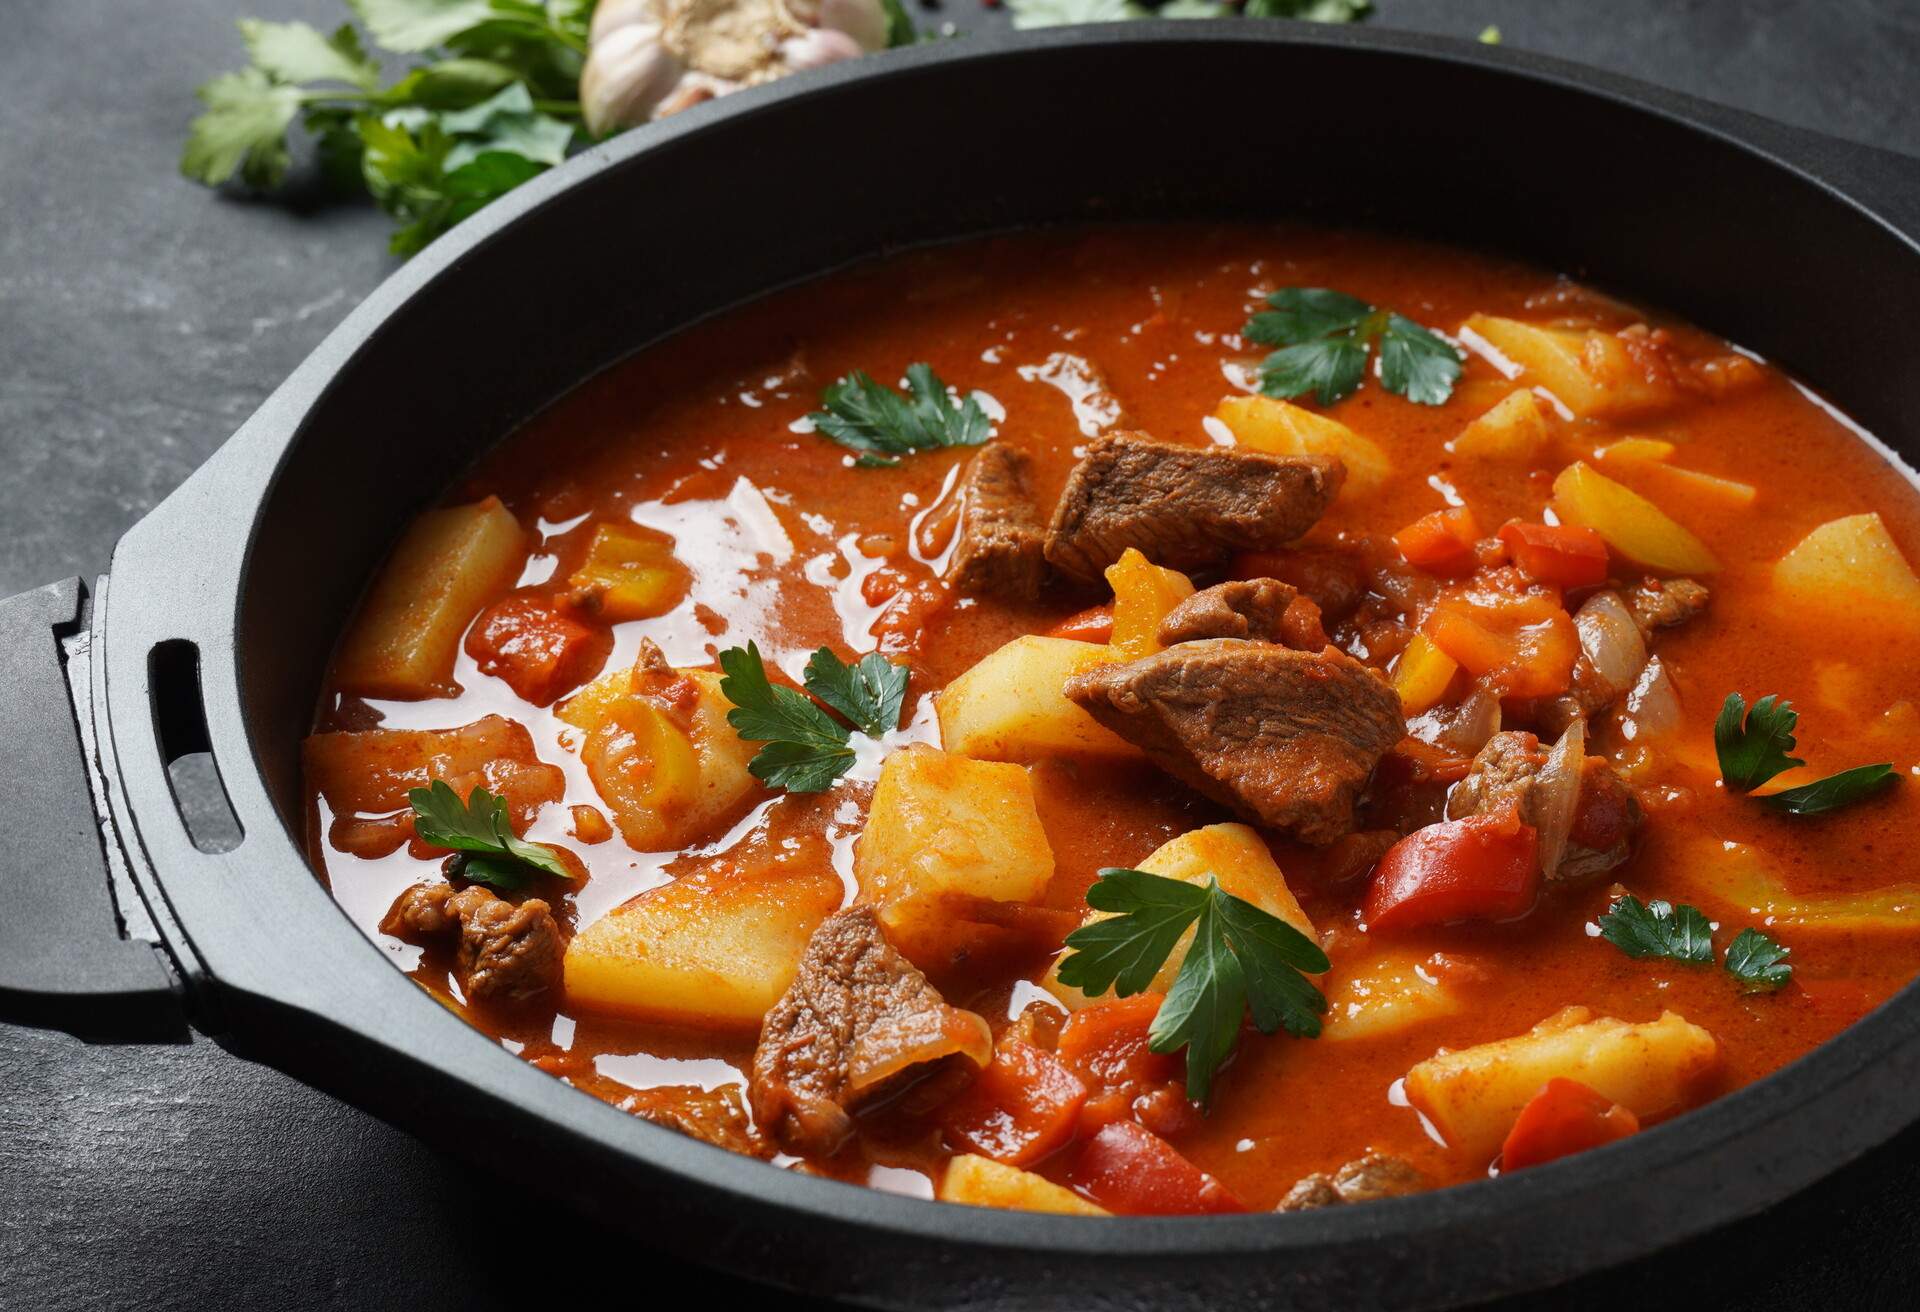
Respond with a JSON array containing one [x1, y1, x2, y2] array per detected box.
[[1598, 894, 1799, 994], [802, 649, 910, 739], [1596, 894, 1715, 964], [808, 365, 991, 468], [1056, 868, 1328, 1107], [1724, 927, 1794, 993], [407, 779, 573, 890], [1714, 693, 1805, 791], [1715, 692, 1896, 814], [718, 642, 909, 794], [1243, 288, 1461, 406]]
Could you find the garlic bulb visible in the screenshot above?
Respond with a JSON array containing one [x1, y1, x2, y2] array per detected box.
[[580, 0, 891, 136]]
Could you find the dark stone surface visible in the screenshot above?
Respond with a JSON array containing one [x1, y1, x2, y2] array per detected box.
[[2, 1, 1918, 1308]]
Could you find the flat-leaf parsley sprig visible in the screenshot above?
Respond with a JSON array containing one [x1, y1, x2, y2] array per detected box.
[[1595, 893, 1793, 994], [718, 642, 910, 793], [1714, 692, 1895, 815], [407, 779, 574, 891], [1055, 867, 1329, 1107], [1242, 287, 1463, 406], [807, 364, 992, 467]]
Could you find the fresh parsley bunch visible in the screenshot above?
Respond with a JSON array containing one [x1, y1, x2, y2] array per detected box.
[[1056, 867, 1329, 1106], [182, 1, 594, 254]]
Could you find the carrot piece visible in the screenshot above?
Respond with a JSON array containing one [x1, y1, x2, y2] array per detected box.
[[1500, 1077, 1640, 1171], [1063, 1121, 1244, 1215], [938, 1039, 1089, 1168], [1046, 603, 1115, 644], [1364, 806, 1541, 932], [1424, 571, 1579, 699], [1497, 521, 1610, 589], [1394, 507, 1482, 574]]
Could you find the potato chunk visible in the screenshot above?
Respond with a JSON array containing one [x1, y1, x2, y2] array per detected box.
[[1552, 462, 1719, 575], [937, 635, 1136, 762], [1213, 395, 1390, 498], [1404, 1007, 1718, 1160], [1320, 950, 1463, 1042], [1462, 315, 1674, 420], [855, 745, 1056, 965], [1046, 822, 1315, 1008], [939, 1154, 1110, 1215], [1449, 389, 1552, 462], [1775, 512, 1920, 624], [568, 522, 690, 622], [564, 864, 844, 1030], [558, 648, 759, 851], [1105, 548, 1195, 659], [335, 496, 527, 699]]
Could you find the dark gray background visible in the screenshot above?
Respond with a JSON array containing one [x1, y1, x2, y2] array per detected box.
[[4, 1, 1919, 1308]]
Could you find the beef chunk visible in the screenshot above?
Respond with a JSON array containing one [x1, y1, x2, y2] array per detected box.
[[1157, 578, 1329, 649], [1278, 1153, 1424, 1211], [1562, 756, 1644, 882], [1446, 732, 1642, 882], [750, 906, 992, 1156], [381, 882, 563, 1005], [628, 1083, 772, 1158], [1628, 576, 1710, 636], [1064, 640, 1405, 844], [1043, 432, 1344, 583], [947, 444, 1049, 600], [1445, 731, 1547, 823]]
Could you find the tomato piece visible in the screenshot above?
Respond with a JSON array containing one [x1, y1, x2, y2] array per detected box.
[[938, 1039, 1089, 1167], [1057, 994, 1186, 1133], [1393, 507, 1482, 574], [1063, 1121, 1244, 1215], [1500, 1077, 1640, 1171], [464, 595, 612, 706], [1046, 602, 1115, 644], [1497, 521, 1610, 588], [1423, 571, 1579, 699], [1364, 807, 1541, 932]]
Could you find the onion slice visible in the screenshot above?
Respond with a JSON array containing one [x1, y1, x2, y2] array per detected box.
[[1573, 591, 1648, 695], [1621, 656, 1682, 742], [1532, 718, 1587, 881]]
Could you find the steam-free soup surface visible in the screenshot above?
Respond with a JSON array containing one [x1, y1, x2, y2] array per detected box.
[[305, 226, 1920, 1214]]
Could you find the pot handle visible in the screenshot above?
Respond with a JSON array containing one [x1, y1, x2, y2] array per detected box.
[[0, 578, 182, 1036]]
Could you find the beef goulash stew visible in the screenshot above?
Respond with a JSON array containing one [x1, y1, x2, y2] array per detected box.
[[304, 227, 1920, 1216]]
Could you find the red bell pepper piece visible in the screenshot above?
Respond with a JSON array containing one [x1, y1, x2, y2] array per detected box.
[[1363, 807, 1541, 932], [938, 1039, 1089, 1168], [1046, 603, 1115, 644], [1500, 1077, 1640, 1171], [464, 595, 612, 706], [1393, 507, 1482, 574], [1497, 521, 1610, 588], [1056, 994, 1183, 1132], [1063, 1121, 1245, 1215]]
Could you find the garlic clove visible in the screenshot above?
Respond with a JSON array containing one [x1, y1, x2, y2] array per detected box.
[[590, 0, 666, 44], [580, 22, 686, 136], [780, 27, 865, 71], [817, 0, 891, 53]]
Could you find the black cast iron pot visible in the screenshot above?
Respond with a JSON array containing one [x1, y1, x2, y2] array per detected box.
[[5, 23, 1920, 1310]]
